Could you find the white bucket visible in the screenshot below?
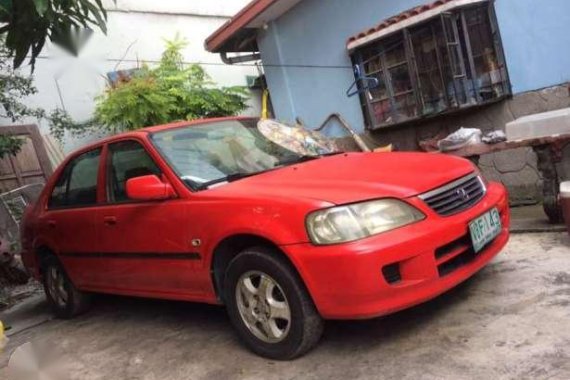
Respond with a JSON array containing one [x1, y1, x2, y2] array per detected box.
[[561, 182, 570, 234], [561, 182, 570, 199]]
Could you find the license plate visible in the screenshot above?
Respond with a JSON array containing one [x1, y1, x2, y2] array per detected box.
[[469, 208, 502, 253]]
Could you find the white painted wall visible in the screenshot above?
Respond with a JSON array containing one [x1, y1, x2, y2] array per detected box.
[[21, 0, 259, 153]]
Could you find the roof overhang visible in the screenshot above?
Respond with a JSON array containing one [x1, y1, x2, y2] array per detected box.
[[347, 0, 488, 52], [205, 0, 303, 53]]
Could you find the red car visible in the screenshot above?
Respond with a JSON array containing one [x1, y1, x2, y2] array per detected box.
[[21, 117, 510, 359]]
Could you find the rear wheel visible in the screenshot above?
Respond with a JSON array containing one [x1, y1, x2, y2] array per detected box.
[[224, 247, 323, 360], [42, 256, 91, 319]]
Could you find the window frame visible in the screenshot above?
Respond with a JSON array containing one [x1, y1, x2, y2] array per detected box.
[[352, 1, 510, 130], [104, 139, 166, 205], [47, 147, 103, 210]]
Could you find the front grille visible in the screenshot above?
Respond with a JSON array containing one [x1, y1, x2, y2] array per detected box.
[[435, 227, 501, 277], [420, 173, 486, 216], [435, 234, 472, 260], [437, 246, 477, 277]]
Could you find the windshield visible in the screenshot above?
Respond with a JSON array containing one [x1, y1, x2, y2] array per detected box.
[[150, 119, 340, 190]]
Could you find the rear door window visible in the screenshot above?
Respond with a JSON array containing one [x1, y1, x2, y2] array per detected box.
[[48, 148, 102, 209]]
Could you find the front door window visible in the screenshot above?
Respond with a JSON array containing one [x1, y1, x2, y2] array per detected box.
[[106, 140, 161, 203]]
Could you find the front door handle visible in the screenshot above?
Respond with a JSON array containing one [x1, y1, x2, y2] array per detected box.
[[103, 216, 117, 226], [47, 220, 56, 228]]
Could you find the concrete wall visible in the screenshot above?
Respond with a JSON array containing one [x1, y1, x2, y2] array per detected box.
[[18, 0, 260, 153], [258, 0, 570, 134]]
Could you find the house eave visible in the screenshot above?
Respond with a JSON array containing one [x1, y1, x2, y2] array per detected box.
[[205, 0, 302, 53]]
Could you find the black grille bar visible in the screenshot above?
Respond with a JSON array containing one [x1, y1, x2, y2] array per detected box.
[[420, 173, 486, 216]]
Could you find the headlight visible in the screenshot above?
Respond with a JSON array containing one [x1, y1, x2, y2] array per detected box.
[[306, 199, 425, 245]]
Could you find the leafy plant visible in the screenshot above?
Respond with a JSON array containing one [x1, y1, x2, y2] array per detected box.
[[0, 41, 43, 157], [0, 0, 111, 70], [92, 36, 249, 132], [0, 39, 77, 158]]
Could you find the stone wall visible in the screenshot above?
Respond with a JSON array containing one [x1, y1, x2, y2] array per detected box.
[[365, 83, 570, 205]]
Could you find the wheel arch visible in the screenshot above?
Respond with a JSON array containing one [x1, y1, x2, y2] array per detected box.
[[34, 244, 58, 276], [210, 234, 309, 305]]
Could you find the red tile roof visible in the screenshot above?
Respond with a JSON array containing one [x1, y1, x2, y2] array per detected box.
[[347, 0, 454, 46]]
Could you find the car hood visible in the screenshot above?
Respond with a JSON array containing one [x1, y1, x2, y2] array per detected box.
[[205, 152, 475, 205]]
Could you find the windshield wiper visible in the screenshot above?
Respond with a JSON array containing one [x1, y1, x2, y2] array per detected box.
[[276, 155, 319, 167], [275, 152, 344, 167], [195, 172, 266, 190]]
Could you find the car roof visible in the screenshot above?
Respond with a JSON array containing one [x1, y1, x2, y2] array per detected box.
[[67, 116, 258, 157]]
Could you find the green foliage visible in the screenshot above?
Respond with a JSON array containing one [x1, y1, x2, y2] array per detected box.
[[93, 36, 249, 132], [48, 107, 98, 142], [0, 134, 22, 159], [0, 39, 75, 158], [0, 0, 112, 70], [0, 40, 42, 157]]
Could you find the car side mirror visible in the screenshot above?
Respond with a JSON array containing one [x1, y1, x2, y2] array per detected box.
[[126, 175, 176, 201]]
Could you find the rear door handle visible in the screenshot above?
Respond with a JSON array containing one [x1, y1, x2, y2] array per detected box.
[[103, 216, 117, 226], [47, 220, 56, 228]]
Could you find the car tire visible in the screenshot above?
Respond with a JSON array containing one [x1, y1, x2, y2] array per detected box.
[[41, 255, 91, 319], [224, 247, 324, 360]]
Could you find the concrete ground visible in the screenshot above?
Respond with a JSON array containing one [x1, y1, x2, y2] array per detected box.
[[510, 204, 567, 233], [1, 233, 570, 380]]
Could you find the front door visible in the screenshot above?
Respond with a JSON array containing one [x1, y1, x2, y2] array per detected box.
[[95, 140, 200, 296]]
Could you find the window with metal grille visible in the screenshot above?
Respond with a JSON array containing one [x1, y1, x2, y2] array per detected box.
[[351, 2, 510, 130]]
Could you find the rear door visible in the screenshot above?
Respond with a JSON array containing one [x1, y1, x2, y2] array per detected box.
[[94, 139, 201, 295], [41, 148, 103, 287]]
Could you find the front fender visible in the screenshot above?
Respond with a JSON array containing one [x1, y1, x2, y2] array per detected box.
[[195, 196, 327, 269]]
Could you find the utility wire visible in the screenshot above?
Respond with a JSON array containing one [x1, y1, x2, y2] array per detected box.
[[7, 39, 404, 71], [27, 55, 353, 69]]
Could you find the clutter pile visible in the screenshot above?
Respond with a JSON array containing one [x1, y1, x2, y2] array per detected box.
[[437, 127, 507, 152]]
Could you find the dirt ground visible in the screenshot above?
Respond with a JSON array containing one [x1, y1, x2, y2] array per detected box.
[[1, 233, 569, 380]]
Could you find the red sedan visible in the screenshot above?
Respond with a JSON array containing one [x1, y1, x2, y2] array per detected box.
[[21, 117, 509, 359]]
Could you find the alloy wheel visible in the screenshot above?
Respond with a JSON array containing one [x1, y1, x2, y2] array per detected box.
[[46, 266, 68, 308], [235, 271, 291, 343]]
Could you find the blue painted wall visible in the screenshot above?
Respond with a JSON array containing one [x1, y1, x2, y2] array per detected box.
[[495, 0, 570, 93], [257, 0, 570, 134]]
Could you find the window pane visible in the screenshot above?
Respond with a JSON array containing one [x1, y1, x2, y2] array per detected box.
[[364, 55, 382, 74], [65, 149, 101, 207], [108, 141, 161, 202], [393, 93, 418, 121], [436, 19, 469, 106], [372, 99, 393, 125], [389, 64, 413, 94], [410, 25, 447, 114], [443, 16, 458, 44], [384, 35, 406, 67], [367, 71, 387, 101], [48, 164, 72, 208], [465, 6, 506, 99]]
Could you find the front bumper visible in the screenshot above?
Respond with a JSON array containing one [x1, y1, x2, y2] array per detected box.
[[283, 182, 510, 320]]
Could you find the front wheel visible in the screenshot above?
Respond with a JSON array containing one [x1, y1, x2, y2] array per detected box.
[[224, 247, 323, 360], [42, 256, 91, 319]]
